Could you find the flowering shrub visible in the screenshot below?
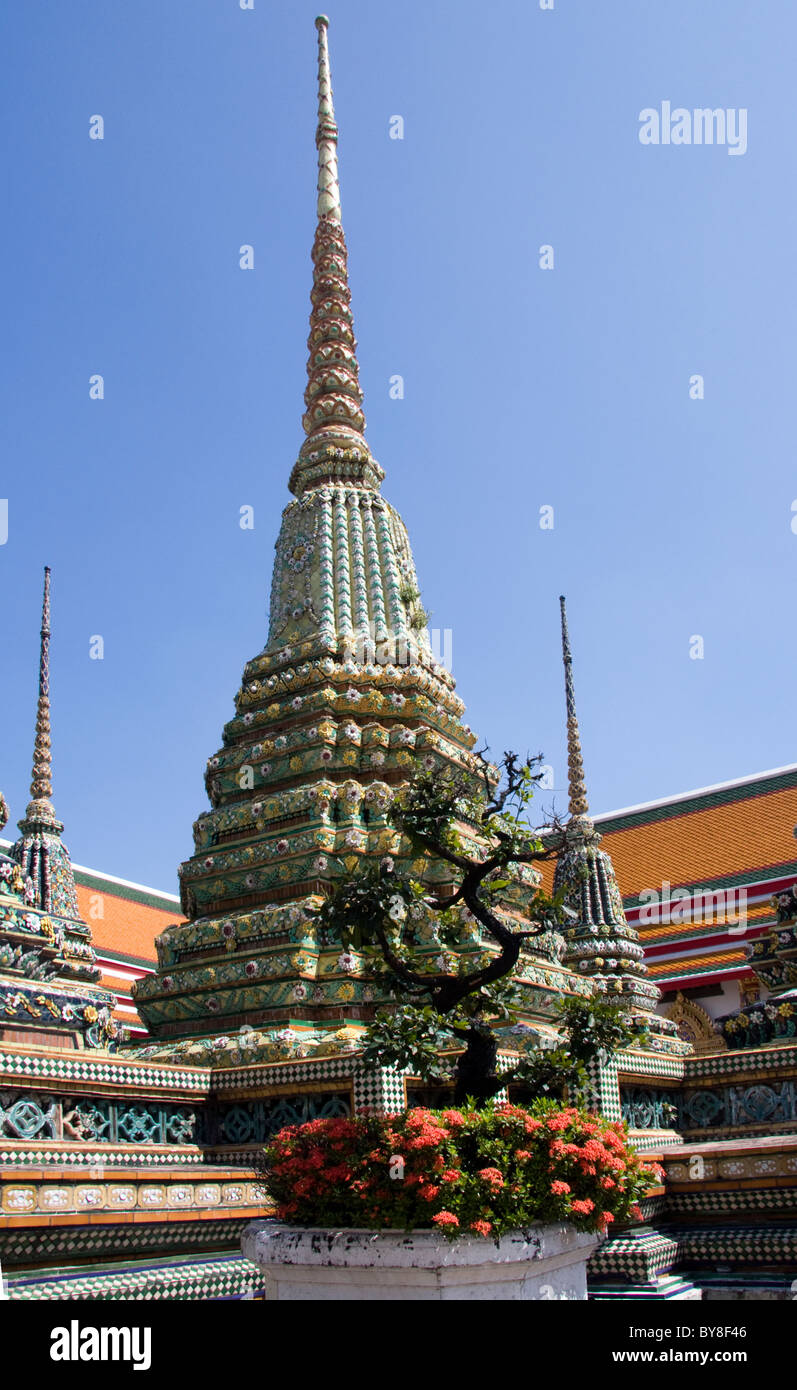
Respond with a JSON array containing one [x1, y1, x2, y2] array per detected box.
[[262, 1102, 663, 1240]]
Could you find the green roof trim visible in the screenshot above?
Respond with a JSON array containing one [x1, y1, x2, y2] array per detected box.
[[72, 866, 181, 914], [93, 946, 158, 971], [594, 768, 797, 835]]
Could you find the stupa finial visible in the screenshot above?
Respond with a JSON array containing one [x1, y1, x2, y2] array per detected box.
[[289, 16, 384, 496], [29, 566, 54, 810], [559, 595, 590, 818], [315, 15, 341, 221]]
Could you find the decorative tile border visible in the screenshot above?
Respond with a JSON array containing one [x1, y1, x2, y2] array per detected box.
[[686, 1043, 797, 1080], [0, 1048, 211, 1093], [590, 1224, 797, 1282], [664, 1149, 797, 1183], [617, 1048, 687, 1081], [6, 1253, 264, 1301], [0, 1173, 261, 1218], [211, 1052, 355, 1093], [666, 1187, 797, 1215], [0, 1217, 260, 1268], [590, 1230, 680, 1282], [0, 1088, 199, 1147], [0, 1144, 207, 1168]]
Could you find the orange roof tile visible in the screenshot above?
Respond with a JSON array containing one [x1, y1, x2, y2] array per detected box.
[[598, 785, 797, 898], [647, 948, 747, 977], [638, 899, 772, 936], [74, 882, 179, 965], [537, 781, 797, 901], [536, 773, 797, 991]]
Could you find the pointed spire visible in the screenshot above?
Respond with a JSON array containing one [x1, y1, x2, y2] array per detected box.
[[315, 15, 341, 222], [554, 596, 663, 1019], [29, 565, 54, 812], [2, 568, 120, 1048], [13, 568, 81, 919], [289, 17, 384, 497], [559, 595, 589, 818]]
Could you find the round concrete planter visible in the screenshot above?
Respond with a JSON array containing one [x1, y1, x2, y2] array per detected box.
[[242, 1220, 599, 1300]]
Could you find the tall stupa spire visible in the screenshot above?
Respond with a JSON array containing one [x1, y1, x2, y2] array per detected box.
[[559, 595, 589, 818], [289, 15, 384, 496], [130, 19, 682, 1072], [29, 565, 54, 812], [132, 17, 482, 1055]]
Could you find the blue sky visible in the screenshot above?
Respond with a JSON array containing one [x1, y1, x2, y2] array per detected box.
[[2, 0, 795, 891]]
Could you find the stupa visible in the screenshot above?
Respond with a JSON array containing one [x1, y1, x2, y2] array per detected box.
[[554, 598, 673, 1027], [1, 568, 120, 1051], [12, 20, 768, 1306], [131, 19, 675, 1085]]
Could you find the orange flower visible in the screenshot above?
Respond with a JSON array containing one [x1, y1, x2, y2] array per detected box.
[[432, 1211, 459, 1227], [570, 1198, 594, 1215], [441, 1109, 466, 1128], [477, 1167, 505, 1190]]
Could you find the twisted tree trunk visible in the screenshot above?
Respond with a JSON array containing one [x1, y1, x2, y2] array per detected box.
[[453, 1027, 504, 1107]]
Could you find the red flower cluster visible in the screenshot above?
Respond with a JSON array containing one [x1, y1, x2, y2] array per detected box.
[[262, 1102, 660, 1241], [441, 1110, 466, 1129], [477, 1167, 505, 1191], [432, 1211, 459, 1228]]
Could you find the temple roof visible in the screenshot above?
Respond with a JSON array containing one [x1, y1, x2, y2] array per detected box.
[[593, 768, 797, 901]]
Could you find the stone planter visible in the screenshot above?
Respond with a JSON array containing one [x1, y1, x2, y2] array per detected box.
[[242, 1220, 599, 1300]]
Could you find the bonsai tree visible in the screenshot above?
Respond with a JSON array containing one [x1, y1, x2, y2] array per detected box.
[[318, 752, 637, 1106]]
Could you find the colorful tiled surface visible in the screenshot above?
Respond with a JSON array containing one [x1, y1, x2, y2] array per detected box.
[[6, 1252, 265, 1301]]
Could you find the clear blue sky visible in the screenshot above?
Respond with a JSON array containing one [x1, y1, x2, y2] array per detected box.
[[2, 0, 795, 891]]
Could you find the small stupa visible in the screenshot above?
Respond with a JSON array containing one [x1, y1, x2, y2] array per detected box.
[[1, 568, 120, 1049], [553, 596, 676, 1037]]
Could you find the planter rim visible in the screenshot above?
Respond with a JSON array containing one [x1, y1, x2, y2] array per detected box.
[[242, 1219, 599, 1270]]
